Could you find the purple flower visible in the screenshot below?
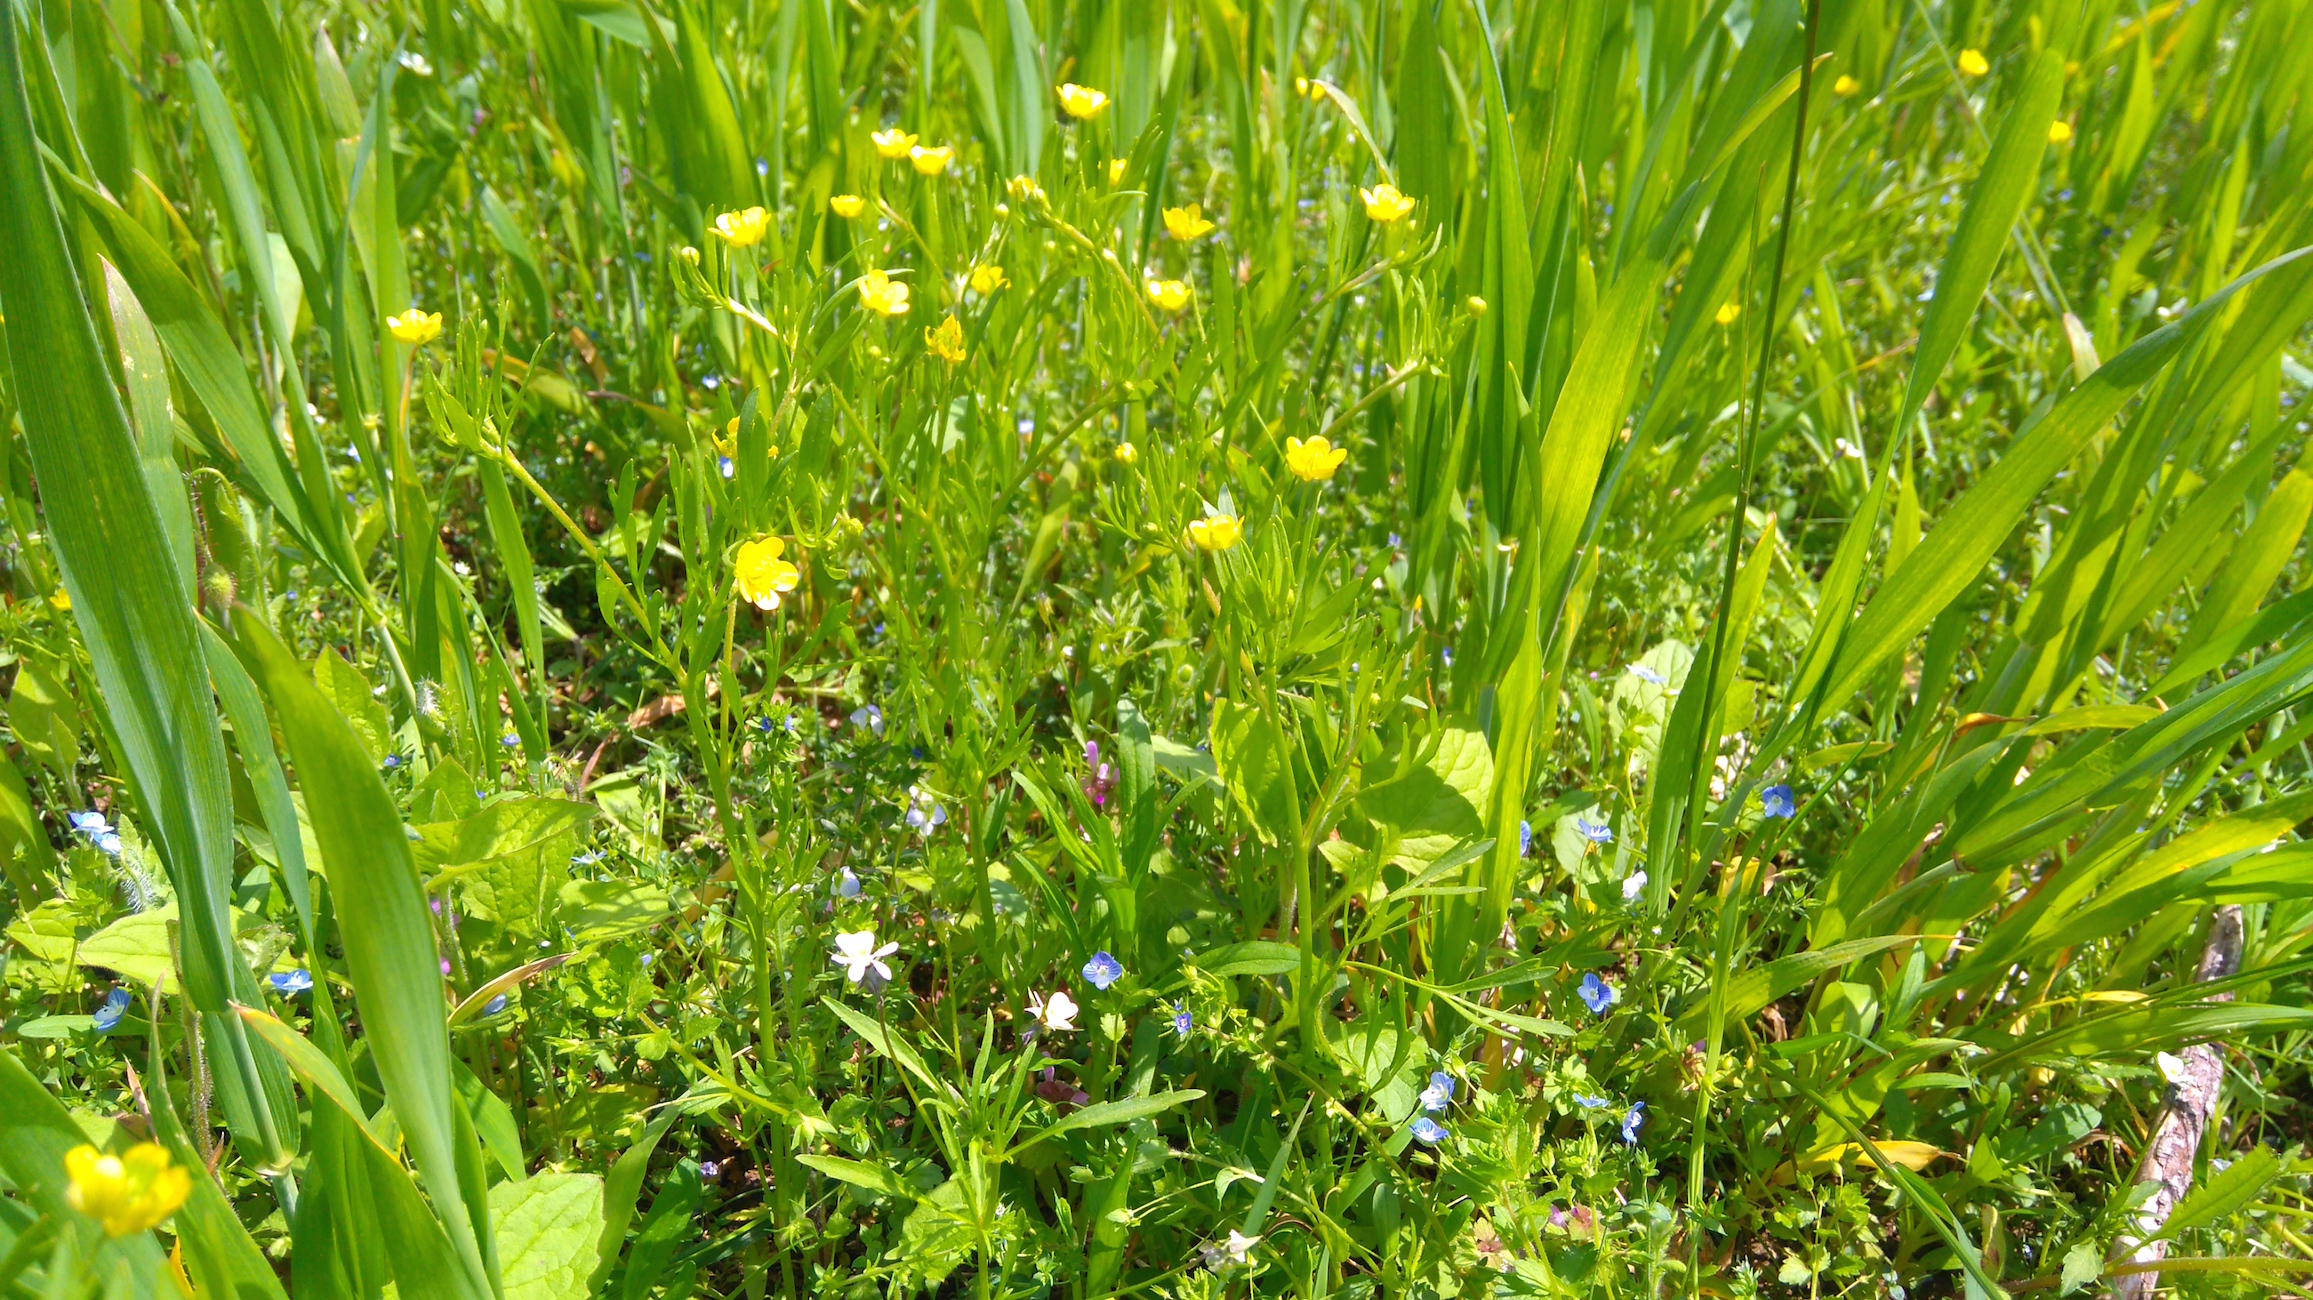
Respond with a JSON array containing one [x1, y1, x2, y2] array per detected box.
[[1760, 784, 1796, 819], [1621, 1101, 1645, 1144], [1083, 740, 1117, 806], [1081, 951, 1124, 990], [439, 958, 453, 976], [1171, 1002, 1192, 1038], [1409, 1117, 1448, 1145], [1578, 972, 1619, 1015]]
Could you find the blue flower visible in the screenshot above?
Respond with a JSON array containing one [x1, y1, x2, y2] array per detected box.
[[1518, 820, 1532, 857], [718, 455, 735, 479], [500, 732, 521, 747], [751, 715, 776, 733], [1081, 951, 1124, 990], [837, 866, 862, 898], [1760, 784, 1797, 819], [850, 704, 885, 737], [1627, 663, 1666, 685], [1409, 1117, 1448, 1145], [1171, 1002, 1193, 1038], [1575, 816, 1613, 845], [483, 993, 509, 1016], [1620, 1101, 1646, 1145], [1571, 1093, 1614, 1110], [1419, 1071, 1456, 1113], [905, 786, 947, 833], [69, 810, 113, 837], [92, 987, 131, 1031], [268, 969, 313, 996], [1441, 647, 1454, 667], [1578, 972, 1619, 1015], [381, 752, 404, 771]]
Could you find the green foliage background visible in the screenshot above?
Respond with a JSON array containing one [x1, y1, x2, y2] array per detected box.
[[1, 0, 2312, 1293]]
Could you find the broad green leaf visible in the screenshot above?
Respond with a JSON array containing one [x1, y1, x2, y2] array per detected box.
[[2157, 1145, 2281, 1239], [1210, 700, 1302, 847], [493, 1172, 605, 1300], [1195, 940, 1302, 977]]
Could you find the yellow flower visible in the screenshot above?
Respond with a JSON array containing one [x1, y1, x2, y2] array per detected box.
[[1114, 442, 1138, 464], [1957, 48, 1989, 77], [1294, 77, 1310, 97], [1107, 158, 1128, 185], [385, 309, 442, 346], [872, 128, 918, 160], [66, 1144, 190, 1238], [1186, 516, 1241, 552], [2048, 119, 2073, 144], [1057, 83, 1110, 119], [1359, 183, 1416, 223], [1466, 295, 1488, 316], [857, 269, 911, 317], [1284, 435, 1348, 482], [969, 264, 1009, 295], [714, 417, 740, 459], [1714, 302, 1741, 326], [1163, 204, 1216, 241], [48, 588, 69, 611], [829, 193, 865, 218], [1006, 175, 1047, 203], [1146, 279, 1193, 313], [734, 536, 801, 611], [909, 144, 954, 176], [712, 206, 771, 247], [925, 316, 966, 364], [1832, 74, 1861, 97]]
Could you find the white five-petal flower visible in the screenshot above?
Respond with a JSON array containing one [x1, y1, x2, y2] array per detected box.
[[1027, 989, 1079, 1031], [832, 930, 898, 985]]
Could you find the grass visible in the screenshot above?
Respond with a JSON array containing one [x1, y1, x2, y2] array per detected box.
[[2, 0, 2313, 1294]]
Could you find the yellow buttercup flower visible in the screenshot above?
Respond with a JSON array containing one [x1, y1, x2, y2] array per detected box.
[[1714, 302, 1741, 326], [925, 316, 966, 364], [1832, 74, 1861, 97], [1006, 175, 1047, 203], [1186, 516, 1241, 552], [1466, 295, 1488, 316], [1107, 158, 1128, 185], [385, 309, 442, 346], [909, 144, 954, 176], [1359, 183, 1415, 223], [1957, 48, 1989, 77], [830, 193, 865, 218], [1057, 83, 1110, 119], [872, 128, 918, 160], [734, 536, 801, 611], [1146, 279, 1193, 313], [969, 264, 1009, 295], [1163, 204, 1216, 241], [857, 270, 911, 317], [2048, 119, 2073, 144], [1114, 442, 1138, 464], [48, 589, 70, 611], [66, 1143, 190, 1238], [1284, 435, 1348, 482], [713, 206, 771, 247], [714, 417, 740, 459]]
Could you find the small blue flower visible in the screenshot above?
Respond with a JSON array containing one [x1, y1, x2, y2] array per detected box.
[[69, 810, 113, 837], [500, 732, 521, 748], [1518, 820, 1532, 857], [483, 993, 509, 1016], [1575, 816, 1613, 845], [1409, 1117, 1448, 1145], [381, 752, 404, 772], [573, 849, 606, 866], [1578, 972, 1619, 1015], [751, 715, 776, 733], [837, 866, 862, 898], [718, 455, 735, 479], [1571, 1093, 1614, 1110], [1620, 1101, 1646, 1144], [93, 831, 122, 856], [1419, 1071, 1456, 1113], [1082, 951, 1124, 990], [1627, 663, 1666, 685], [850, 704, 884, 737], [268, 969, 313, 996], [1760, 784, 1797, 819], [905, 786, 947, 833], [1441, 647, 1454, 668], [92, 987, 131, 1031], [1387, 532, 1401, 548], [1171, 1002, 1193, 1038]]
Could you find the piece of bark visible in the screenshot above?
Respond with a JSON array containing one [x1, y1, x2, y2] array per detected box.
[[2107, 904, 2243, 1300]]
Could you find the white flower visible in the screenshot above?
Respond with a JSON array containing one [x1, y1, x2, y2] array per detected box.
[[832, 930, 898, 986], [1622, 870, 1648, 903], [1028, 989, 1079, 1031], [1226, 1230, 1259, 1260], [2155, 1051, 2188, 1085]]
